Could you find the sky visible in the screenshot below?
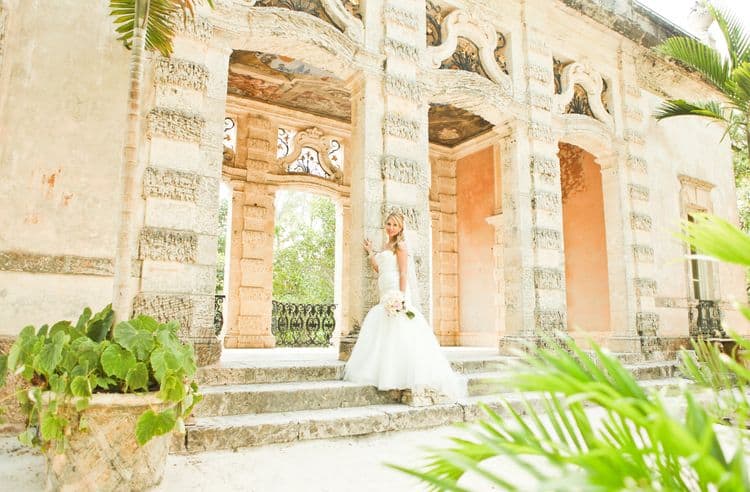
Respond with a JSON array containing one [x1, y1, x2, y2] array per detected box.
[[638, 0, 750, 34]]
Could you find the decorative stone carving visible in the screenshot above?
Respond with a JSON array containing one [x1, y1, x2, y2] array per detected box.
[[147, 108, 205, 143], [278, 127, 343, 182], [384, 5, 418, 31], [426, 8, 510, 84], [625, 84, 640, 97], [630, 213, 653, 231], [531, 155, 560, 183], [427, 68, 512, 112], [154, 57, 209, 91], [528, 92, 553, 111], [535, 310, 566, 332], [532, 191, 562, 213], [628, 184, 649, 201], [381, 155, 425, 186], [626, 154, 647, 173], [526, 64, 552, 84], [624, 129, 645, 145], [635, 278, 657, 296], [133, 294, 194, 337], [383, 113, 421, 142], [632, 245, 654, 263], [534, 268, 563, 289], [143, 167, 200, 202], [0, 251, 114, 276], [678, 174, 715, 190], [382, 204, 421, 230], [554, 61, 613, 128], [528, 121, 555, 143], [384, 38, 420, 63], [624, 104, 643, 120], [139, 227, 198, 263], [636, 312, 659, 332], [171, 13, 212, 41], [384, 76, 425, 103], [533, 228, 562, 250]]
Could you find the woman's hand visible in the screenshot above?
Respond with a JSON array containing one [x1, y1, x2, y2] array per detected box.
[[363, 239, 373, 256]]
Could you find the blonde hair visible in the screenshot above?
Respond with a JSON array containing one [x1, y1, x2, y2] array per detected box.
[[385, 211, 405, 253]]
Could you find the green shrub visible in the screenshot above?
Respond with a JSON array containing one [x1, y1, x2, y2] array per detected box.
[[0, 305, 201, 452]]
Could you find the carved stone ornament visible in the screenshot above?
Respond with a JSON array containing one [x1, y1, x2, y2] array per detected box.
[[383, 113, 421, 142], [253, 0, 363, 40], [381, 155, 426, 186], [143, 167, 200, 202], [278, 127, 343, 182], [426, 9, 510, 86], [139, 227, 198, 263], [554, 62, 613, 128], [154, 57, 209, 91]]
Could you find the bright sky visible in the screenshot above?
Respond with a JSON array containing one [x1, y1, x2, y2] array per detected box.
[[637, 0, 750, 34]]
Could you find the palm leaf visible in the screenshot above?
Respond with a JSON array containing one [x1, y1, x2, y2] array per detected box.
[[707, 3, 750, 68], [109, 0, 214, 57], [654, 99, 729, 123], [679, 213, 750, 267], [657, 35, 730, 91]]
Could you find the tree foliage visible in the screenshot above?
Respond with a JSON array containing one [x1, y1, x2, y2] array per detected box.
[[273, 192, 336, 304], [215, 197, 229, 293]]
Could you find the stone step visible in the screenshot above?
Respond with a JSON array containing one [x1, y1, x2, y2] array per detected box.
[[175, 377, 688, 454], [194, 360, 679, 417], [196, 356, 518, 386], [194, 380, 401, 418]]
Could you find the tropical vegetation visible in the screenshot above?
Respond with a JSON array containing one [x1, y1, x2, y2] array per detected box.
[[393, 214, 750, 491], [0, 305, 201, 451]]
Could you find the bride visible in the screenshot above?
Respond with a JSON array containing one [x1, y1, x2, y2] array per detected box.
[[343, 211, 466, 400]]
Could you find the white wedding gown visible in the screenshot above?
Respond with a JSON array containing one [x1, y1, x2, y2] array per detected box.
[[343, 250, 466, 399]]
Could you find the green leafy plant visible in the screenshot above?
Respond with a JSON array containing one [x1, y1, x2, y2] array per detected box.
[[0, 305, 201, 451], [394, 214, 750, 491]]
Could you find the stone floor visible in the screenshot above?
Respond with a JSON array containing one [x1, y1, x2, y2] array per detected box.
[[0, 422, 521, 491]]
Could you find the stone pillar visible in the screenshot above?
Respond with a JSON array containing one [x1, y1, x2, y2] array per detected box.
[[340, 0, 431, 359], [614, 49, 660, 354], [500, 30, 567, 350], [224, 113, 277, 348], [433, 156, 458, 345], [225, 180, 245, 345], [134, 19, 229, 365]]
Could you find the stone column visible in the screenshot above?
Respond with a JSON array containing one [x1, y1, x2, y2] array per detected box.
[[500, 31, 567, 350], [433, 156, 458, 344], [339, 0, 431, 359], [224, 180, 245, 345], [615, 49, 660, 354], [134, 19, 229, 365], [224, 113, 277, 348]]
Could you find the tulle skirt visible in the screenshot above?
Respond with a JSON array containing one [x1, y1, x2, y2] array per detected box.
[[343, 304, 466, 399]]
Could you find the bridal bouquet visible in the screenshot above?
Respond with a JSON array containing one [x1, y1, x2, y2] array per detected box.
[[382, 291, 415, 320]]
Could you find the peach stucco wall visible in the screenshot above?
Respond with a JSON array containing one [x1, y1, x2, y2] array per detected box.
[[561, 149, 611, 335], [456, 147, 495, 345]]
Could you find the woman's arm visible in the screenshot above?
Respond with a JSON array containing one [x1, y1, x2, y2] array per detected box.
[[364, 239, 379, 274], [396, 242, 408, 293]]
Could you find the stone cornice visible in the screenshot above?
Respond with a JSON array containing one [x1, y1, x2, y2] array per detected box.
[[678, 174, 715, 191]]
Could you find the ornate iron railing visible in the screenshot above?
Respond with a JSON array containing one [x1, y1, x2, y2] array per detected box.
[[271, 301, 336, 347], [688, 299, 725, 339], [214, 295, 225, 336]]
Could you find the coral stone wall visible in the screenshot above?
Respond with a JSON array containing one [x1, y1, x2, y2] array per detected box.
[[456, 146, 496, 346], [560, 148, 611, 340], [0, 0, 129, 335]]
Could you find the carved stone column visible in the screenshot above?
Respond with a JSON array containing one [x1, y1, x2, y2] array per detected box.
[[500, 34, 567, 350], [133, 19, 229, 365], [433, 156, 458, 344], [618, 49, 660, 355]]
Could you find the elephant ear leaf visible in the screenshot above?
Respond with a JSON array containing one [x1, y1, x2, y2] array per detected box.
[[87, 305, 115, 342]]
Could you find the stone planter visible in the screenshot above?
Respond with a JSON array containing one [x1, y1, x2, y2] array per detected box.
[[44, 393, 172, 492]]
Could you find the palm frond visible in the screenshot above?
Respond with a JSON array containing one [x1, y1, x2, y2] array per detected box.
[[109, 0, 214, 56], [727, 62, 750, 110], [679, 213, 750, 267], [657, 35, 730, 90], [654, 99, 729, 123], [707, 3, 750, 68]]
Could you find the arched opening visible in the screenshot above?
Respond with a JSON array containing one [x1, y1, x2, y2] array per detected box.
[[429, 103, 501, 347], [272, 190, 340, 347], [558, 142, 612, 341], [221, 45, 352, 350]]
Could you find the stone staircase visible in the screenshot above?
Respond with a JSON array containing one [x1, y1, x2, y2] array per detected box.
[[171, 350, 682, 455]]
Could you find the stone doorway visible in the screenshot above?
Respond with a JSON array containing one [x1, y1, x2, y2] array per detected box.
[[428, 103, 502, 347], [558, 142, 612, 344], [220, 49, 352, 350]]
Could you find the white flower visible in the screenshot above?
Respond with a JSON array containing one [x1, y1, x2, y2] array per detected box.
[[381, 291, 415, 319]]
